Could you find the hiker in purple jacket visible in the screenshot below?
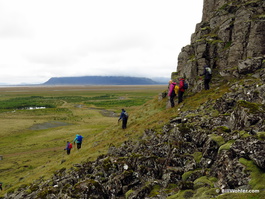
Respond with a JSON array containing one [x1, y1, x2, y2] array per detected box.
[[168, 80, 177, 107]]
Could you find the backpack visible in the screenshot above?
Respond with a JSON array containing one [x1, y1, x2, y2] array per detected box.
[[206, 67, 212, 75], [69, 143, 72, 149], [183, 82, 188, 90], [77, 135, 83, 142], [174, 85, 179, 94], [124, 112, 129, 118]]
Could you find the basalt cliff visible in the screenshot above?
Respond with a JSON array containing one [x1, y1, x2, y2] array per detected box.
[[174, 0, 265, 91], [4, 0, 265, 198]]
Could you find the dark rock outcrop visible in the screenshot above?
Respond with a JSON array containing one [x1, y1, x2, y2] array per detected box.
[[175, 0, 265, 92]]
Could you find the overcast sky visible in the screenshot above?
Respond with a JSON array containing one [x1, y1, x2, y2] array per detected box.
[[0, 0, 203, 85]]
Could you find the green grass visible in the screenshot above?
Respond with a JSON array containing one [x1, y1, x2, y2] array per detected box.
[[0, 85, 166, 196]]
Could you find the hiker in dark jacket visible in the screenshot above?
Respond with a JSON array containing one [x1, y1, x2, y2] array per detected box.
[[118, 109, 128, 129], [73, 134, 83, 150], [200, 65, 212, 90], [168, 80, 177, 107], [178, 78, 185, 104], [64, 141, 72, 155]]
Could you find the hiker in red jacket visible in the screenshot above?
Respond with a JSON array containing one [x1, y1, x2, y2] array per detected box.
[[178, 78, 185, 104], [64, 141, 72, 155], [168, 80, 177, 107]]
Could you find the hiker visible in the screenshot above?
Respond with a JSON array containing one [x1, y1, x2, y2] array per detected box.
[[0, 182, 2, 191], [73, 134, 83, 150], [168, 80, 177, 107], [118, 108, 128, 129], [200, 65, 212, 90], [64, 141, 72, 155], [178, 77, 186, 104]]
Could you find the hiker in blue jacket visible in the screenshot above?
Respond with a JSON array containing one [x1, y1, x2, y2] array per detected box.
[[118, 109, 128, 129], [73, 134, 83, 150]]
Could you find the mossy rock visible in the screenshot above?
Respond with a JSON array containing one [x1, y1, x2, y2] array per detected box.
[[149, 184, 161, 197], [17, 183, 28, 191], [192, 152, 202, 163], [182, 170, 197, 181], [29, 184, 39, 192], [239, 158, 265, 191], [257, 132, 265, 141], [193, 187, 219, 199], [125, 189, 134, 199], [237, 100, 265, 114], [215, 126, 231, 133], [167, 190, 195, 199], [178, 181, 194, 190], [239, 130, 251, 138], [194, 176, 214, 189], [36, 187, 57, 199], [209, 134, 225, 146], [218, 140, 236, 154], [178, 123, 193, 134]]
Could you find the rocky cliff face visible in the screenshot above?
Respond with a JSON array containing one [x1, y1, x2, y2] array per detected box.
[[176, 0, 265, 91], [4, 0, 265, 198]]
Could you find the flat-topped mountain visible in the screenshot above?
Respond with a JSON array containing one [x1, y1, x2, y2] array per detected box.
[[43, 76, 159, 85]]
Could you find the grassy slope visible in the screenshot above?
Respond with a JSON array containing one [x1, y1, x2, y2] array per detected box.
[[0, 85, 166, 197]]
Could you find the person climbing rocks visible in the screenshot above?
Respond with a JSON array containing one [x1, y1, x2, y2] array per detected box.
[[0, 182, 3, 191], [168, 80, 177, 107], [73, 134, 83, 150], [200, 65, 212, 90], [178, 77, 186, 104], [118, 108, 128, 129], [64, 141, 72, 155]]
